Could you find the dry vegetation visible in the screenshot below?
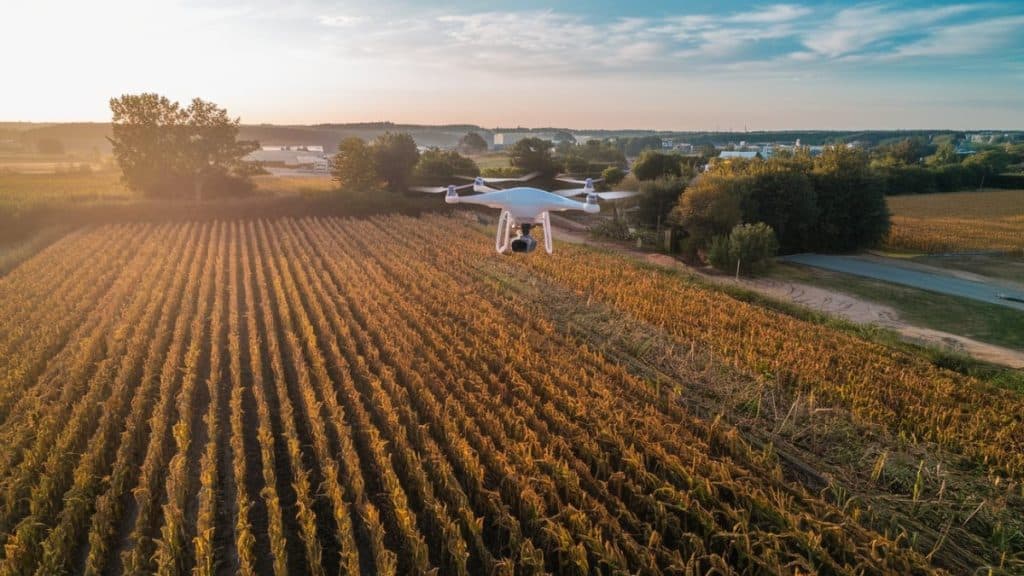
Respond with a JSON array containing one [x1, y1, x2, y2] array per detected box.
[[0, 215, 1020, 574], [884, 190, 1024, 254]]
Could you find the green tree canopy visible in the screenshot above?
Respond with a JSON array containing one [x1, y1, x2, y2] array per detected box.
[[632, 150, 683, 181], [707, 223, 779, 275], [671, 174, 746, 247], [371, 132, 420, 191], [636, 177, 685, 228], [413, 148, 480, 181], [459, 132, 488, 154], [601, 166, 626, 186], [926, 142, 958, 166], [331, 137, 382, 193], [812, 146, 890, 251], [109, 93, 258, 199], [509, 137, 557, 176]]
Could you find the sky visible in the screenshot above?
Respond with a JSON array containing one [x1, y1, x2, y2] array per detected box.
[[3, 0, 1023, 130]]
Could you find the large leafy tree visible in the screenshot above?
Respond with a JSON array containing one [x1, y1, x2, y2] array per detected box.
[[371, 132, 419, 191], [812, 146, 890, 251], [458, 132, 488, 154], [331, 137, 383, 192], [109, 93, 257, 199], [413, 149, 479, 181], [509, 137, 557, 176], [671, 174, 746, 248], [632, 150, 683, 181]]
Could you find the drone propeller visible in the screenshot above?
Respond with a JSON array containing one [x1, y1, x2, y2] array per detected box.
[[591, 191, 639, 201], [455, 171, 540, 184], [409, 183, 474, 194], [555, 175, 604, 186]]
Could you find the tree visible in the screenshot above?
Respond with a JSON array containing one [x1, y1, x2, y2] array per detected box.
[[601, 166, 626, 186], [562, 155, 590, 175], [509, 137, 557, 176], [671, 174, 746, 248], [413, 148, 479, 181], [459, 132, 488, 154], [637, 177, 685, 229], [741, 164, 817, 254], [707, 223, 779, 275], [811, 146, 890, 251], [109, 93, 257, 199], [926, 142, 958, 166], [632, 150, 682, 181], [371, 132, 419, 191], [331, 137, 382, 193]]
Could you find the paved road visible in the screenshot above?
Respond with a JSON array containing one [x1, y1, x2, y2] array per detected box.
[[780, 254, 1024, 312]]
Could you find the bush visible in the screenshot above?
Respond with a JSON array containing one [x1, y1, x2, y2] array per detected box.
[[601, 166, 626, 187], [589, 218, 633, 241], [413, 149, 479, 181], [632, 150, 682, 181], [707, 222, 779, 275], [637, 177, 685, 228], [670, 174, 745, 247]]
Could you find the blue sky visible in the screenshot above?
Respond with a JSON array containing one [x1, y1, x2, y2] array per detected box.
[[3, 1, 1023, 129]]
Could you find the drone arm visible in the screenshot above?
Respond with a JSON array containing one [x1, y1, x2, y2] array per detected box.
[[495, 209, 513, 253], [541, 211, 553, 254]]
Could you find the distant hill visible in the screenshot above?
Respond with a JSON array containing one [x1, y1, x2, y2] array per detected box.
[[0, 121, 987, 154]]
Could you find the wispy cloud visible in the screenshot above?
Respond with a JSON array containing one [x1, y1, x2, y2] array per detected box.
[[304, 1, 1024, 78]]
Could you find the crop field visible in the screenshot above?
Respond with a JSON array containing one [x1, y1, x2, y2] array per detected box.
[[884, 189, 1024, 254], [0, 169, 133, 215], [0, 215, 1022, 575]]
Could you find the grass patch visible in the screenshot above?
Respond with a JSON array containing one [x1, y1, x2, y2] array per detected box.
[[910, 254, 1024, 285], [469, 152, 511, 170], [0, 168, 135, 214], [771, 262, 1024, 350]]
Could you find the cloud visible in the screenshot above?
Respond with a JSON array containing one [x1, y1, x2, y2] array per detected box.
[[307, 2, 1024, 78], [802, 4, 981, 58], [727, 4, 811, 24], [318, 14, 367, 27], [890, 14, 1024, 58]]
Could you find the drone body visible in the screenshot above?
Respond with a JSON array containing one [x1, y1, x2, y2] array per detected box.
[[411, 173, 636, 255]]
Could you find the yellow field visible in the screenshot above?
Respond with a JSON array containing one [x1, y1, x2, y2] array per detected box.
[[252, 174, 336, 196], [884, 189, 1024, 254], [0, 215, 1020, 573], [0, 169, 134, 213]]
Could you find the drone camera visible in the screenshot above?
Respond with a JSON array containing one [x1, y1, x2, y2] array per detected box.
[[510, 235, 537, 253]]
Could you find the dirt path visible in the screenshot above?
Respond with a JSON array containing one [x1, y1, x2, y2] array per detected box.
[[551, 220, 1024, 369]]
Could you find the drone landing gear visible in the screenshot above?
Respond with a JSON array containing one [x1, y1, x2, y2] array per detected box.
[[496, 211, 553, 255]]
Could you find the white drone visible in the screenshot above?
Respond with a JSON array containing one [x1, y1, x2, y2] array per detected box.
[[411, 172, 637, 254]]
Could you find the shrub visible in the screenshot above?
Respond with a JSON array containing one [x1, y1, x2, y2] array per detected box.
[[637, 177, 685, 228], [632, 150, 682, 181], [601, 166, 626, 187], [707, 222, 779, 275]]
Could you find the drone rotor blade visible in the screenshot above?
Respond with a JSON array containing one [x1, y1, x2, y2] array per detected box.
[[553, 187, 587, 197], [597, 191, 640, 201], [555, 176, 604, 185], [409, 186, 448, 193]]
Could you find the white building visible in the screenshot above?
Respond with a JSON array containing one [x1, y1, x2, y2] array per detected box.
[[718, 150, 761, 160]]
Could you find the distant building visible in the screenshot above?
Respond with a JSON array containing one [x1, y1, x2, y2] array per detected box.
[[245, 145, 330, 172], [674, 143, 694, 153], [661, 138, 674, 149], [493, 132, 563, 150], [718, 150, 761, 160]]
